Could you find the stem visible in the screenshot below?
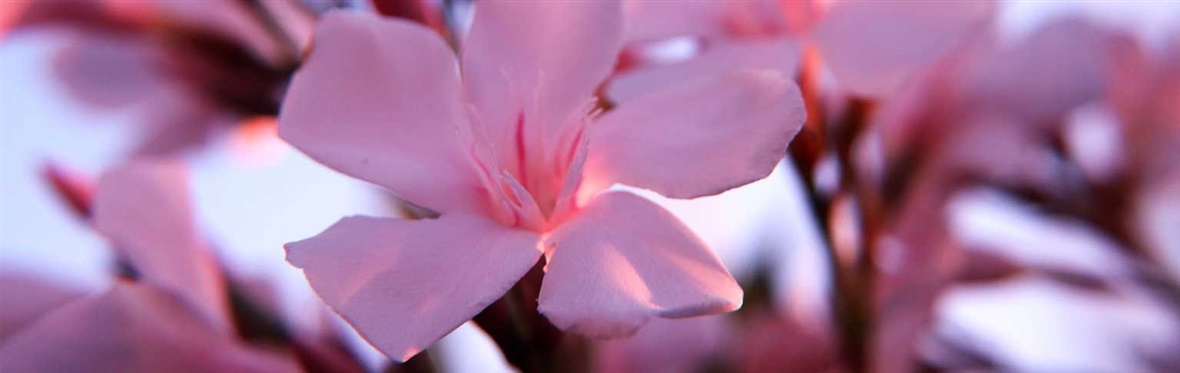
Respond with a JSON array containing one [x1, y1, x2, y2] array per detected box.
[[831, 98, 879, 373], [472, 259, 565, 373], [790, 47, 881, 372]]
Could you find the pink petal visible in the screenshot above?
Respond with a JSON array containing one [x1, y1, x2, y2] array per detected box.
[[0, 283, 298, 372], [461, 0, 622, 155], [2, 0, 119, 37], [538, 191, 742, 338], [622, 0, 745, 42], [961, 18, 1125, 125], [51, 30, 229, 157], [586, 70, 805, 199], [133, 95, 224, 157], [52, 33, 163, 109], [279, 11, 486, 214], [93, 160, 229, 332], [607, 37, 802, 103], [0, 275, 83, 342], [286, 214, 542, 361], [623, 0, 809, 42], [812, 0, 995, 97]]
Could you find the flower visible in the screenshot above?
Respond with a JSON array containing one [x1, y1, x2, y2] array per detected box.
[[279, 1, 805, 361], [92, 160, 230, 330], [611, 0, 995, 101], [0, 160, 297, 372], [0, 281, 299, 372], [849, 18, 1179, 372], [5, 0, 316, 156]]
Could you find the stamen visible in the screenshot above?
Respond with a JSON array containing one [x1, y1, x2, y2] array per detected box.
[[514, 110, 528, 188], [499, 171, 545, 231]]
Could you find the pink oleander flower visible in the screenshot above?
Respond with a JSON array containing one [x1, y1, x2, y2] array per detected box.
[[611, 0, 995, 101], [850, 18, 1178, 373], [279, 1, 805, 361], [0, 160, 297, 372], [5, 0, 315, 157]]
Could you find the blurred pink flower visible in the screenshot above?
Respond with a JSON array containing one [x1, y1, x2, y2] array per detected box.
[[611, 0, 995, 101], [0, 282, 298, 372], [0, 160, 298, 372], [850, 17, 1180, 372], [92, 160, 230, 331], [860, 20, 1145, 279], [6, 0, 315, 157], [869, 18, 1134, 170], [0, 275, 82, 342], [280, 1, 805, 361], [855, 20, 1136, 273]]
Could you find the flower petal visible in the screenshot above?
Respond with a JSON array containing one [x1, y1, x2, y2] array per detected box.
[[961, 18, 1124, 124], [0, 283, 298, 372], [586, 70, 805, 199], [53, 33, 163, 109], [812, 0, 995, 97], [538, 191, 742, 338], [0, 274, 83, 342], [286, 214, 542, 361], [622, 0, 745, 42], [624, 0, 813, 41], [607, 37, 802, 103], [93, 160, 229, 332], [461, 0, 622, 153], [134, 95, 224, 157], [279, 11, 485, 214]]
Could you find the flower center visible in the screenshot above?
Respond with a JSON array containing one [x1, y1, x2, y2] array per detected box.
[[459, 101, 598, 232]]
